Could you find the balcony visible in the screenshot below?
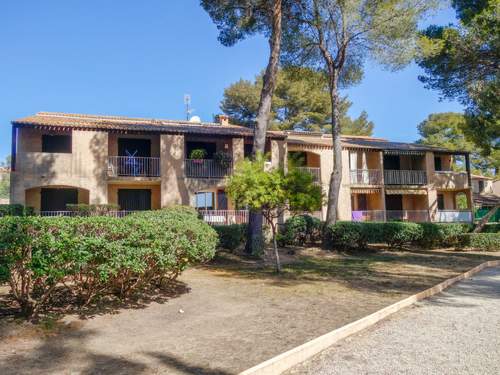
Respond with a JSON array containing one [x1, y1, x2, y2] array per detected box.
[[433, 171, 468, 189], [185, 159, 233, 179], [436, 210, 473, 223], [297, 167, 321, 183], [108, 156, 160, 178], [199, 210, 249, 225], [351, 210, 385, 222], [384, 170, 427, 185], [350, 169, 382, 185], [386, 210, 430, 222]]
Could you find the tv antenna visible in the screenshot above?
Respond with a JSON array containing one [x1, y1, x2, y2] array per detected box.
[[184, 94, 194, 120]]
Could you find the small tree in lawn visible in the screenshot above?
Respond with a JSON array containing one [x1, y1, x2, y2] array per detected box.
[[227, 155, 322, 272]]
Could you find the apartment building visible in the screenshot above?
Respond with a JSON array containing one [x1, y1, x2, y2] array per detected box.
[[10, 112, 474, 223]]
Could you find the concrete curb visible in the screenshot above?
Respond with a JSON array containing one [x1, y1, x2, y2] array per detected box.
[[239, 260, 500, 375]]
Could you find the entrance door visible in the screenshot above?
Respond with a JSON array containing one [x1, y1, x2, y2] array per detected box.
[[385, 194, 403, 211], [118, 189, 151, 211], [41, 188, 78, 211], [217, 190, 228, 210]]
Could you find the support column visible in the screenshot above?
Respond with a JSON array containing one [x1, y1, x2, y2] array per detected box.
[[161, 134, 188, 207], [232, 138, 244, 165]]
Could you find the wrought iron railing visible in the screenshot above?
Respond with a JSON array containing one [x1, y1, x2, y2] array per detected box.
[[384, 170, 427, 185], [297, 167, 321, 183], [386, 210, 430, 222], [39, 211, 138, 217], [185, 159, 233, 178], [350, 169, 383, 185], [199, 210, 249, 225], [351, 210, 385, 222], [108, 156, 160, 177]]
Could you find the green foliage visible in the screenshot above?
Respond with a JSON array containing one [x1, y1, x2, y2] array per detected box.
[[479, 223, 500, 233], [417, 0, 499, 155], [280, 214, 322, 246], [325, 222, 471, 250], [0, 207, 217, 319], [213, 150, 232, 168], [0, 204, 34, 216], [189, 149, 208, 160], [457, 233, 500, 251], [213, 224, 247, 251], [221, 67, 374, 134], [417, 112, 498, 173]]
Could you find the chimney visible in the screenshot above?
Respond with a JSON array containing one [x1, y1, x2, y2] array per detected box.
[[217, 114, 229, 126]]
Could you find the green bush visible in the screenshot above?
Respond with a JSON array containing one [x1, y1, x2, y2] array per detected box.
[[66, 203, 120, 215], [0, 204, 34, 216], [478, 223, 500, 233], [280, 215, 322, 246], [382, 222, 424, 248], [457, 233, 500, 251], [0, 206, 217, 319], [416, 223, 471, 248], [213, 224, 247, 251]]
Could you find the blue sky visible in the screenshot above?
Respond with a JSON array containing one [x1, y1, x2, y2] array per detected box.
[[0, 1, 462, 161]]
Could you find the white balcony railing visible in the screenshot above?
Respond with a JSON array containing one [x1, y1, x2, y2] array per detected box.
[[433, 171, 469, 189], [350, 169, 383, 185], [386, 210, 430, 222], [199, 210, 249, 225], [39, 211, 138, 218], [185, 159, 233, 178], [384, 170, 427, 185], [351, 210, 385, 222], [436, 210, 473, 223], [297, 167, 321, 183], [108, 156, 160, 177]]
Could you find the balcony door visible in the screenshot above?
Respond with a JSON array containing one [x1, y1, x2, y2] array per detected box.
[[118, 138, 151, 157], [118, 189, 151, 211], [41, 188, 78, 212], [383, 155, 400, 170], [385, 194, 403, 211]]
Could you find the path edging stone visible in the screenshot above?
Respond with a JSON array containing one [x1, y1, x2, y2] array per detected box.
[[239, 260, 500, 375]]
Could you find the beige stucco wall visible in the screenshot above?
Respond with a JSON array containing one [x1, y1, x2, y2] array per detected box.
[[11, 129, 109, 207]]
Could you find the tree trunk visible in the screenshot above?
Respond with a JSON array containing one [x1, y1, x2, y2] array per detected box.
[[325, 69, 342, 226], [473, 205, 499, 233], [270, 221, 282, 273], [246, 0, 283, 254]]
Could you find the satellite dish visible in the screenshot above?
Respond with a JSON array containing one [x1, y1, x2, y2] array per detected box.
[[189, 116, 201, 123]]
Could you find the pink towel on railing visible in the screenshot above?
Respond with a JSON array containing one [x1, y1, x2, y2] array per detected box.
[[352, 211, 363, 222]]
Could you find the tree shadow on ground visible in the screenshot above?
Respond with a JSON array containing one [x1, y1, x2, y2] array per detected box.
[[146, 351, 234, 375], [202, 248, 500, 296]]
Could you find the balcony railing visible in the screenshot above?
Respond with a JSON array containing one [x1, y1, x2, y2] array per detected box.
[[108, 156, 160, 177], [386, 210, 430, 222], [39, 211, 138, 217], [185, 159, 233, 178], [436, 210, 473, 223], [384, 170, 427, 185], [351, 210, 385, 222], [297, 167, 321, 183], [199, 210, 249, 225], [433, 171, 468, 189], [350, 169, 383, 185]]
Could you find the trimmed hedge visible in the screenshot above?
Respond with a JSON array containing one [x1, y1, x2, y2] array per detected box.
[[279, 215, 322, 246], [0, 206, 217, 318], [0, 204, 34, 216], [325, 222, 474, 250], [457, 233, 500, 251], [478, 223, 500, 233], [213, 224, 247, 251], [66, 203, 120, 215]]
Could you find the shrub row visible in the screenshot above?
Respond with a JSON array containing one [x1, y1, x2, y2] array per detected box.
[[457, 233, 500, 251], [325, 221, 473, 250], [66, 203, 120, 215], [278, 215, 322, 246], [0, 204, 34, 216], [0, 206, 217, 319], [213, 224, 247, 251]]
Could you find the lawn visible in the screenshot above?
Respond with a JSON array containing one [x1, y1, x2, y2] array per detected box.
[[1, 247, 499, 375]]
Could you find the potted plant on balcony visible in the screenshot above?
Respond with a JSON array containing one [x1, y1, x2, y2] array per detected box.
[[189, 149, 207, 164], [214, 150, 232, 169]]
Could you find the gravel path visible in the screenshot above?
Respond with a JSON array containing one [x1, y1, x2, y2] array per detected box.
[[287, 266, 500, 375]]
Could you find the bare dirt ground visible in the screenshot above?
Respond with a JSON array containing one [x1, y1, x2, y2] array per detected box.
[[1, 247, 499, 375]]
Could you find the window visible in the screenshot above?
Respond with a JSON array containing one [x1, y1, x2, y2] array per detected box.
[[244, 143, 253, 158], [437, 194, 445, 210], [195, 192, 214, 210], [478, 180, 485, 193], [434, 157, 442, 171], [42, 134, 72, 153], [41, 188, 78, 211], [118, 189, 151, 211]]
